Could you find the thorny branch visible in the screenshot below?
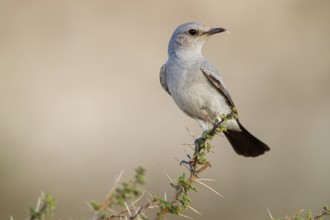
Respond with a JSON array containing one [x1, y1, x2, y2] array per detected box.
[[24, 110, 329, 220], [90, 113, 237, 220], [268, 206, 330, 220]]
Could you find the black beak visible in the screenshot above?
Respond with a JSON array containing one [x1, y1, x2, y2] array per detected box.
[[204, 27, 226, 36]]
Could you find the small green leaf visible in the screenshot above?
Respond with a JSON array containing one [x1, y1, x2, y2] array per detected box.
[[90, 200, 101, 211], [306, 209, 312, 220]]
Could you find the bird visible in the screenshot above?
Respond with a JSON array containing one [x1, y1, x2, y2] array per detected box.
[[160, 22, 270, 157]]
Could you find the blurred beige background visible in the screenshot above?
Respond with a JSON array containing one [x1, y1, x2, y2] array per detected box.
[[1, 0, 330, 219]]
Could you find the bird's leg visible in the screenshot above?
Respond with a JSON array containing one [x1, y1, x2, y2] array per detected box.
[[180, 153, 191, 166], [180, 128, 208, 178], [194, 135, 206, 152], [180, 153, 199, 177], [182, 120, 217, 177]]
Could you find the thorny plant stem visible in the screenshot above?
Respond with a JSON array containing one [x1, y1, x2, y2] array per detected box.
[[155, 116, 231, 220], [95, 113, 236, 220]]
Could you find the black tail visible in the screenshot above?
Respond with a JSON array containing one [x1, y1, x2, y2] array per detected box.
[[224, 121, 270, 157]]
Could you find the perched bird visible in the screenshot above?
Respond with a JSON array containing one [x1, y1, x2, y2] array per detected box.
[[160, 22, 270, 157]]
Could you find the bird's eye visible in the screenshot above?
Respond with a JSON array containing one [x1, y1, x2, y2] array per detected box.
[[188, 29, 198, 36]]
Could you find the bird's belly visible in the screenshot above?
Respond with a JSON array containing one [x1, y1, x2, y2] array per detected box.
[[169, 79, 232, 123]]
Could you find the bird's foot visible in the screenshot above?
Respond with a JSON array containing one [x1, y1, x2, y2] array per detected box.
[[194, 137, 206, 151], [180, 159, 199, 178]]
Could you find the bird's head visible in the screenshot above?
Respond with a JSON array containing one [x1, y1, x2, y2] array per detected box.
[[168, 22, 226, 58]]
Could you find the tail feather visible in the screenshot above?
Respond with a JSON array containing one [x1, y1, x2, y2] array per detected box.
[[224, 121, 270, 157]]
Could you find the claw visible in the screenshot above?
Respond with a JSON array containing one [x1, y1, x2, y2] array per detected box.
[[180, 160, 199, 178], [194, 137, 205, 151], [180, 160, 191, 166]]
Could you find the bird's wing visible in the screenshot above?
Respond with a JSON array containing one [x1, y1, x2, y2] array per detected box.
[[160, 64, 171, 95], [200, 60, 235, 107]]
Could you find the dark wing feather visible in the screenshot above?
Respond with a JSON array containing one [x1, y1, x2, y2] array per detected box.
[[200, 60, 235, 108]]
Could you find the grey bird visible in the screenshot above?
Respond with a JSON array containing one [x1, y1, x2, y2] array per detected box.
[[160, 22, 270, 157]]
